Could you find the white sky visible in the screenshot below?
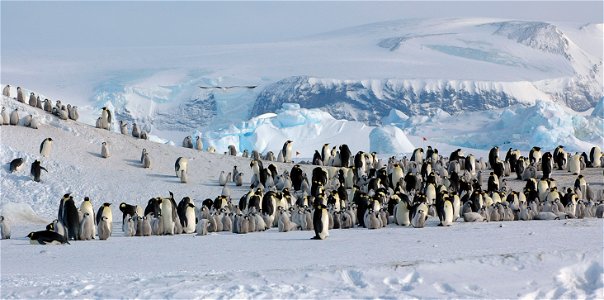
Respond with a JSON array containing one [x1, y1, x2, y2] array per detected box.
[[1, 1, 602, 50]]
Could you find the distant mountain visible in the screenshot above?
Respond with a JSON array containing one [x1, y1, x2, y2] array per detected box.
[[2, 18, 601, 134], [250, 19, 602, 124]]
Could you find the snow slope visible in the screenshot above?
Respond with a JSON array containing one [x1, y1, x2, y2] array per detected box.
[[1, 94, 603, 299], [2, 18, 602, 132]]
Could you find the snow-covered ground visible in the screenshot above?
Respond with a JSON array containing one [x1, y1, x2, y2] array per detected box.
[[1, 95, 603, 298]]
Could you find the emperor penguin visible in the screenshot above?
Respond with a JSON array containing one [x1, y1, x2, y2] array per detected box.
[[463, 212, 485, 222], [228, 145, 237, 156], [142, 152, 151, 169], [120, 121, 128, 135], [159, 198, 175, 235], [132, 123, 140, 138], [22, 115, 32, 127], [62, 195, 81, 240], [1, 107, 9, 125], [30, 116, 40, 129], [529, 147, 542, 165], [2, 85, 10, 97], [30, 160, 48, 182], [99, 107, 109, 130], [180, 170, 188, 183], [442, 197, 454, 226], [322, 144, 331, 166], [140, 149, 147, 163], [9, 108, 19, 125], [0, 216, 11, 239], [96, 203, 113, 233], [183, 203, 196, 234], [36, 96, 42, 109], [411, 147, 424, 163], [97, 216, 111, 240], [175, 157, 188, 178], [394, 197, 411, 226], [282, 140, 294, 163], [196, 136, 203, 151], [235, 172, 243, 186], [17, 87, 24, 103], [101, 142, 110, 158], [411, 203, 428, 228], [218, 171, 227, 186], [27, 230, 69, 245], [312, 203, 329, 240], [44, 99, 52, 113], [391, 164, 404, 189], [142, 216, 152, 236], [9, 158, 25, 173], [69, 105, 79, 121], [40, 138, 53, 158], [80, 197, 96, 232], [79, 213, 95, 240], [568, 153, 581, 175], [183, 136, 193, 148], [488, 146, 499, 168], [29, 92, 37, 107], [590, 146, 602, 168]]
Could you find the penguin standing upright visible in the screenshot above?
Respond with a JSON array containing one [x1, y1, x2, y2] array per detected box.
[[140, 149, 147, 163], [175, 157, 188, 178], [411, 203, 428, 228], [16, 87, 24, 103], [28, 92, 37, 107], [96, 203, 113, 233], [79, 213, 94, 240], [97, 216, 111, 240], [142, 152, 151, 169], [568, 154, 581, 175], [311, 203, 329, 240], [80, 197, 96, 235], [40, 138, 53, 158], [282, 140, 293, 163], [196, 136, 203, 151], [590, 146, 602, 168], [2, 85, 10, 97], [132, 123, 140, 138], [9, 108, 19, 126], [120, 121, 128, 135], [62, 195, 80, 240], [30, 160, 48, 182], [218, 171, 227, 186], [542, 152, 553, 179], [101, 142, 110, 158], [0, 216, 11, 239], [1, 107, 9, 125]]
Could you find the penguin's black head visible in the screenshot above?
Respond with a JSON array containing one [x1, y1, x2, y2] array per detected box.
[[104, 203, 111, 207], [27, 232, 36, 239]]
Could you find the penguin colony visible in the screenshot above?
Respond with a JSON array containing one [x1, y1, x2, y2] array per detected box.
[[13, 142, 604, 244], [1, 85, 78, 129], [3, 85, 604, 243]]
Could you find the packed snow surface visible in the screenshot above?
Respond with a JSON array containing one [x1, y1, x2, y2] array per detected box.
[[1, 95, 603, 299]]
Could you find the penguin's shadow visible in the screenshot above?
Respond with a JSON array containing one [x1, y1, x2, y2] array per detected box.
[[123, 159, 141, 167], [147, 173, 179, 182], [87, 151, 104, 159]]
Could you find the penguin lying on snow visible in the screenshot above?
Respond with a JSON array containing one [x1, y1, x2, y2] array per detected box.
[[27, 230, 69, 245]]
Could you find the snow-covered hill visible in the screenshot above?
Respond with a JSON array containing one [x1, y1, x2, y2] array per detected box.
[[2, 18, 602, 134], [1, 88, 603, 299]]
